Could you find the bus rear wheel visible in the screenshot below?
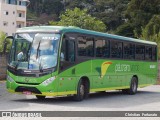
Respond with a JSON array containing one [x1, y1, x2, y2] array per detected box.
[[36, 95, 46, 100], [122, 77, 138, 95], [73, 79, 89, 101]]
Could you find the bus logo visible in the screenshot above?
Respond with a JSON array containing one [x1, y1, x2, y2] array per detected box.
[[24, 78, 30, 83], [101, 61, 112, 78]]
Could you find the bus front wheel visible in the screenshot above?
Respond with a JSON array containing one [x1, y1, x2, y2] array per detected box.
[[73, 79, 88, 101], [122, 77, 138, 95]]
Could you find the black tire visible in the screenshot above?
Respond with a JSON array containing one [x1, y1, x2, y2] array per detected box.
[[73, 79, 89, 101], [36, 95, 46, 100], [122, 77, 138, 95]]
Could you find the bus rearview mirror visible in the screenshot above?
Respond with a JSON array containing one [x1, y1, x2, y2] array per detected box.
[[3, 36, 14, 54]]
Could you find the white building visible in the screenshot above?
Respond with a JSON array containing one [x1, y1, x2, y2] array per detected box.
[[0, 0, 27, 36]]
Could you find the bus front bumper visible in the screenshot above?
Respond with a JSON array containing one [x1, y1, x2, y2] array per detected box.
[[6, 80, 76, 96], [6, 80, 58, 96]]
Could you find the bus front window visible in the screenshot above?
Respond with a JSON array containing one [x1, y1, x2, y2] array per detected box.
[[9, 33, 60, 71]]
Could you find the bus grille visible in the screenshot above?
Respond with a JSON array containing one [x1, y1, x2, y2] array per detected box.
[[16, 82, 40, 85], [15, 86, 42, 94]]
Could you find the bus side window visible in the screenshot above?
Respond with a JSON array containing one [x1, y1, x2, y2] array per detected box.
[[67, 40, 75, 62], [77, 36, 94, 57], [124, 43, 135, 59], [152, 47, 157, 61], [111, 41, 122, 58], [136, 45, 145, 60], [95, 38, 109, 58], [60, 38, 75, 70], [145, 46, 152, 61]]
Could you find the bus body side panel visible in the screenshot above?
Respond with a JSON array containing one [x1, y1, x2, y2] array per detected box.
[[57, 60, 92, 95], [6, 59, 157, 96]]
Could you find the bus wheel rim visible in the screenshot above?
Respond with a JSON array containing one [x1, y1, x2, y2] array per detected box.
[[132, 80, 137, 92], [80, 84, 85, 97]]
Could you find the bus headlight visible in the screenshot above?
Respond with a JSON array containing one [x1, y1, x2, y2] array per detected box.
[[7, 75, 14, 83], [42, 76, 56, 86]]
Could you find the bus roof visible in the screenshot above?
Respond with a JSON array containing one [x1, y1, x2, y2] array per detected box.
[[16, 26, 157, 46]]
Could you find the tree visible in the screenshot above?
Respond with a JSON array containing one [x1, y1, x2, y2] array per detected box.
[[49, 8, 106, 32], [0, 31, 6, 53], [91, 0, 130, 31], [0, 31, 12, 53], [115, 23, 134, 37], [124, 0, 160, 38], [141, 15, 160, 57]]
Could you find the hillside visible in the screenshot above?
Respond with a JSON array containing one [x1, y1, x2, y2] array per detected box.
[[27, 0, 160, 43]]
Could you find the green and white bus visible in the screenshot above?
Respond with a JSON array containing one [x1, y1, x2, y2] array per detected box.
[[6, 26, 158, 101]]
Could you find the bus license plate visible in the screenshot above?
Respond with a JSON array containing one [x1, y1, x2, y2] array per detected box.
[[23, 91, 32, 95]]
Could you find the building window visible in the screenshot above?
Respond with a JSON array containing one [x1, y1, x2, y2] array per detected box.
[[17, 24, 22, 28], [19, 1, 22, 5], [3, 11, 9, 15], [19, 13, 22, 17], [3, 21, 8, 26], [8, 0, 16, 5], [18, 1, 26, 6], [18, 12, 25, 18]]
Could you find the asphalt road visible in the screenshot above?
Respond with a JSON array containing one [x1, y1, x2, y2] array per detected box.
[[0, 81, 160, 119]]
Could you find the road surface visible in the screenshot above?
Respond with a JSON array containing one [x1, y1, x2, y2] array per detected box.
[[0, 81, 160, 120]]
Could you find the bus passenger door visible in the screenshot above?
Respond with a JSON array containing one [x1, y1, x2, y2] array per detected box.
[[58, 37, 76, 95]]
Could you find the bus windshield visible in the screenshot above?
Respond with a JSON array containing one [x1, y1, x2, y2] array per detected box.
[[9, 33, 60, 70]]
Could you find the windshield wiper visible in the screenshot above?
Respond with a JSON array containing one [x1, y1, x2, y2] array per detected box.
[[39, 58, 43, 72], [28, 39, 34, 69], [36, 40, 41, 59], [36, 40, 43, 72]]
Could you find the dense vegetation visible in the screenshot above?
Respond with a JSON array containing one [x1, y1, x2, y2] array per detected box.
[[1, 0, 159, 55], [28, 0, 160, 38], [27, 0, 160, 54]]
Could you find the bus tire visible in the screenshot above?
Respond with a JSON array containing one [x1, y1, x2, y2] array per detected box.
[[122, 77, 138, 95], [129, 77, 138, 95], [73, 79, 88, 101], [36, 95, 46, 100]]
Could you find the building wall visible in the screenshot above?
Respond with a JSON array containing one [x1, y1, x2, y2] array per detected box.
[[0, 0, 26, 36], [0, 54, 8, 80]]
